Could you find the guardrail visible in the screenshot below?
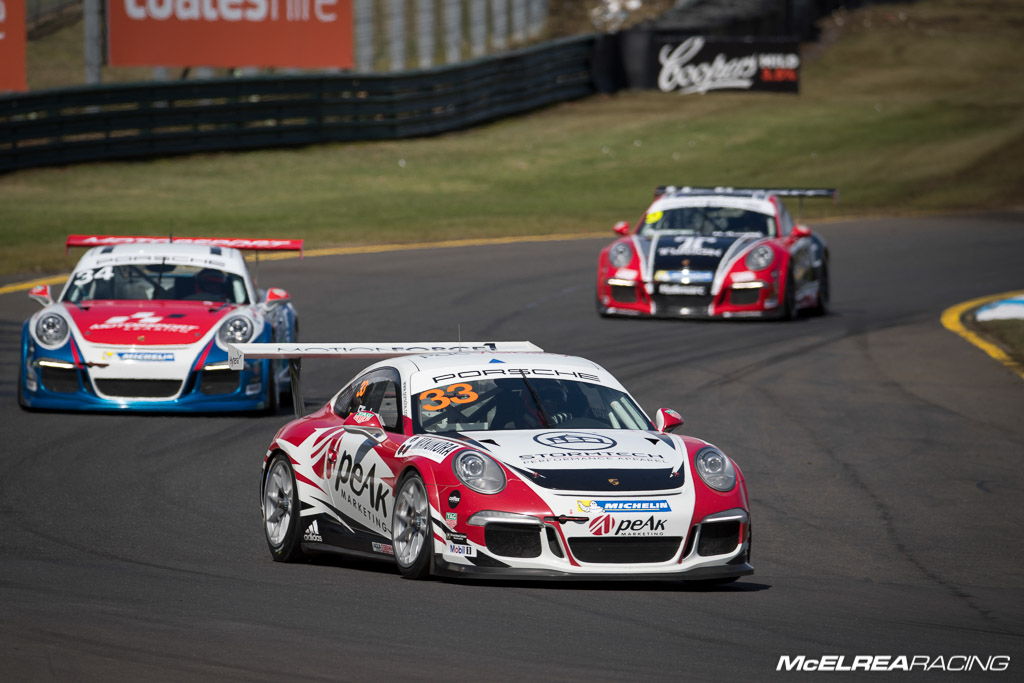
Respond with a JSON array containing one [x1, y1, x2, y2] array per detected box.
[[0, 35, 595, 174]]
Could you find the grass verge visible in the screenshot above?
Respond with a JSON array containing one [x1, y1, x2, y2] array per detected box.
[[2, 0, 1022, 277]]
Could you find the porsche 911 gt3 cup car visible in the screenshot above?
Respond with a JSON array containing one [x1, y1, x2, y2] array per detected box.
[[596, 186, 836, 319], [18, 235, 301, 412], [234, 341, 752, 582]]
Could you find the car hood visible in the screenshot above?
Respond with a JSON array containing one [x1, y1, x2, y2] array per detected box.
[[641, 232, 765, 275], [458, 428, 686, 492], [62, 300, 236, 346]]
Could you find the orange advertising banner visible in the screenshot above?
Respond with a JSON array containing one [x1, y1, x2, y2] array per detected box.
[[0, 0, 27, 92], [107, 0, 353, 69]]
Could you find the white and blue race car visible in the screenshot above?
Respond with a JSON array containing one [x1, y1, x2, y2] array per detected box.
[[19, 234, 300, 412]]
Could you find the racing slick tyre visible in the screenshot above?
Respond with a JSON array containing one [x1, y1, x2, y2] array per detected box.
[[392, 471, 433, 580], [595, 296, 611, 318], [810, 263, 830, 317], [780, 269, 797, 320], [264, 369, 279, 415], [262, 453, 306, 562]]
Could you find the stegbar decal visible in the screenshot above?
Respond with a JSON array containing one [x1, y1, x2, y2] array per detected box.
[[534, 432, 617, 451]]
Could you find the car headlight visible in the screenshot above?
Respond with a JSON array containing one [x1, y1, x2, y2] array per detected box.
[[609, 243, 634, 268], [35, 313, 69, 346], [452, 450, 506, 494], [217, 315, 254, 345], [694, 447, 736, 492], [744, 245, 774, 271]]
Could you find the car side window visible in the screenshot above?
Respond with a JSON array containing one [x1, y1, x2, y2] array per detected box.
[[333, 369, 402, 432]]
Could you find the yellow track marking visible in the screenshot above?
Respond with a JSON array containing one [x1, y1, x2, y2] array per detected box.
[[941, 290, 1024, 380]]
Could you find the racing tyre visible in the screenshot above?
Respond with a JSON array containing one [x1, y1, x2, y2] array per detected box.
[[595, 296, 611, 318], [263, 453, 305, 562], [392, 471, 433, 579], [779, 269, 797, 320], [264, 364, 279, 415], [810, 263, 830, 316]]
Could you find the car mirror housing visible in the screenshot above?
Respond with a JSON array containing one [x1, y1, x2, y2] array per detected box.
[[792, 224, 812, 238], [613, 221, 631, 236], [656, 408, 684, 433], [28, 284, 53, 307], [263, 287, 291, 304]]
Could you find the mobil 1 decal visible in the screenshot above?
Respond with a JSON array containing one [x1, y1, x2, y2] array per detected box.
[[326, 430, 395, 536], [651, 34, 800, 94]]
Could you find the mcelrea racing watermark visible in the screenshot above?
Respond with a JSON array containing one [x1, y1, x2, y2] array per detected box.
[[777, 655, 1010, 672]]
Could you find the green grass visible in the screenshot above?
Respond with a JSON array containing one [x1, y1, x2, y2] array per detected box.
[[2, 0, 1023, 276], [973, 319, 1024, 368]]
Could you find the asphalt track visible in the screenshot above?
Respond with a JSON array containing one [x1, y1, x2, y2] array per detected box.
[[1, 213, 1022, 681]]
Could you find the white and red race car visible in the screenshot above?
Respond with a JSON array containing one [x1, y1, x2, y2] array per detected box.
[[596, 186, 836, 319], [234, 342, 752, 582], [19, 235, 300, 412]]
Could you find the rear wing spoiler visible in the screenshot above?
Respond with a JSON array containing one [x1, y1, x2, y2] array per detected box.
[[654, 186, 838, 201], [66, 234, 304, 253], [228, 341, 544, 416]]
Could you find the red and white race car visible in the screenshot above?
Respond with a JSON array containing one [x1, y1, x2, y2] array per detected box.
[[234, 341, 752, 582], [596, 186, 836, 319], [19, 235, 301, 412]]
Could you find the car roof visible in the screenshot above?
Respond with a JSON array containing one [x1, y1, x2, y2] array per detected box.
[[74, 243, 249, 274], [649, 194, 777, 215]]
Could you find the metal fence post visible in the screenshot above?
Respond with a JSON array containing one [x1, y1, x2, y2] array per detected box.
[[387, 0, 406, 72], [355, 0, 375, 72], [83, 0, 102, 84], [469, 0, 487, 57], [510, 0, 526, 44], [416, 0, 435, 69], [443, 0, 463, 64], [527, 0, 547, 38]]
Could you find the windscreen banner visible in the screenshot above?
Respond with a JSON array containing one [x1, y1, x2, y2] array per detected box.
[[649, 34, 800, 95], [107, 0, 354, 69], [0, 0, 27, 92]]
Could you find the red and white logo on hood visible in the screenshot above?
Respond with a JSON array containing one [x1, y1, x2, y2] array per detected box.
[[64, 301, 235, 345]]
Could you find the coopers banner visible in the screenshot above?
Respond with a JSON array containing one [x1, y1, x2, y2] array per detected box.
[[651, 35, 800, 95], [0, 0, 27, 92], [107, 0, 354, 69]]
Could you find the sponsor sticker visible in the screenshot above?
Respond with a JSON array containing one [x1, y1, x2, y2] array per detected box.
[[397, 435, 462, 462], [589, 514, 667, 537], [448, 490, 461, 508], [659, 284, 707, 296], [447, 542, 477, 557], [115, 351, 175, 362], [533, 432, 617, 451], [302, 520, 323, 543], [445, 512, 458, 529], [577, 499, 672, 514], [371, 541, 395, 556]]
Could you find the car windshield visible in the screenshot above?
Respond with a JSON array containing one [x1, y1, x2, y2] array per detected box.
[[639, 207, 775, 237], [413, 377, 653, 434], [63, 263, 249, 304]]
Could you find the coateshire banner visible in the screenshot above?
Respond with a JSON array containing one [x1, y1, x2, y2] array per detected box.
[[107, 0, 353, 69]]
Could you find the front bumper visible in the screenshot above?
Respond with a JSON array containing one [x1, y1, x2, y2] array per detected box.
[[20, 357, 273, 412], [433, 507, 753, 581]]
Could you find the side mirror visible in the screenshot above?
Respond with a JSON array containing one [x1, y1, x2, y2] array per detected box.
[[342, 410, 388, 443], [613, 221, 631, 236], [655, 408, 684, 433], [263, 287, 291, 304], [792, 224, 812, 239], [28, 284, 53, 307]]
